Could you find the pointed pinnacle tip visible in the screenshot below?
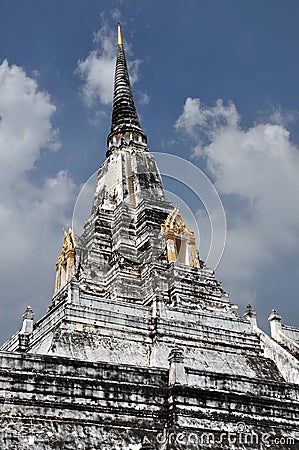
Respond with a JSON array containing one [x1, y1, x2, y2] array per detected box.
[[117, 23, 123, 45]]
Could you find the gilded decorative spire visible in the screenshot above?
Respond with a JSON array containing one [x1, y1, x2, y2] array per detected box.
[[117, 22, 122, 45], [107, 23, 147, 150]]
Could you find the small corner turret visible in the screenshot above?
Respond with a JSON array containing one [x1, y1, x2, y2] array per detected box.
[[18, 306, 35, 352], [243, 303, 257, 328]]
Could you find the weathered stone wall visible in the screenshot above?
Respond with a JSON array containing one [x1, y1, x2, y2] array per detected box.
[[0, 351, 298, 449], [0, 352, 168, 449], [166, 384, 299, 450], [3, 288, 292, 383]]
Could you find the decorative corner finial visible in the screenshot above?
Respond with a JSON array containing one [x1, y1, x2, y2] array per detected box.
[[244, 303, 256, 318], [268, 309, 281, 322], [117, 22, 123, 45], [23, 305, 35, 321]]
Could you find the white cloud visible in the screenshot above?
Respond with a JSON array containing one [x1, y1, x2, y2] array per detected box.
[[268, 107, 299, 127], [77, 49, 115, 106], [0, 60, 59, 183], [0, 60, 76, 340], [138, 92, 151, 106], [76, 22, 140, 107], [175, 97, 239, 138], [176, 97, 299, 307]]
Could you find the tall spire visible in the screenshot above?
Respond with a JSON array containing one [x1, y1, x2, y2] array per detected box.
[[107, 23, 147, 149]]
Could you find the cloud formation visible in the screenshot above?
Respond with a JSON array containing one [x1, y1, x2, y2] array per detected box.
[[0, 60, 76, 340], [0, 60, 59, 181], [175, 97, 239, 138], [176, 97, 299, 307], [77, 22, 140, 107]]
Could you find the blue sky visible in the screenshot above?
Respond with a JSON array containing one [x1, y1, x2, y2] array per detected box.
[[0, 0, 299, 340]]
